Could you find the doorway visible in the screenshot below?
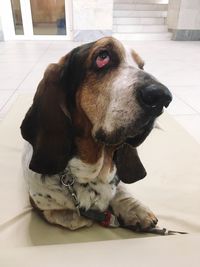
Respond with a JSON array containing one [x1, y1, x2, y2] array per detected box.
[[0, 0, 73, 40]]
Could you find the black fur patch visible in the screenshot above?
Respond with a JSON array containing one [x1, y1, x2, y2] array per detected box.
[[60, 42, 95, 111], [114, 145, 146, 184]]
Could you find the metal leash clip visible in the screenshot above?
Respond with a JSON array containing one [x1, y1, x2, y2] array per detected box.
[[60, 172, 81, 216], [60, 173, 75, 187]]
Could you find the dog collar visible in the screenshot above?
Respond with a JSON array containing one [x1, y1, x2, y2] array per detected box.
[[59, 168, 120, 227], [59, 169, 187, 235]]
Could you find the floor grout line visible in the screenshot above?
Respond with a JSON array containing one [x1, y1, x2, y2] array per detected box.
[[171, 114, 200, 117], [0, 90, 19, 113], [172, 92, 200, 115], [0, 42, 52, 113]]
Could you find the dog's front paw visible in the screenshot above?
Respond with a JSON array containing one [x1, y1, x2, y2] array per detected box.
[[110, 186, 158, 231], [120, 204, 158, 230]]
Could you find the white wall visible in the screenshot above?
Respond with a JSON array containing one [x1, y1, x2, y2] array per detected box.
[[0, 0, 15, 41], [73, 0, 113, 41], [168, 0, 200, 30], [0, 15, 3, 40], [167, 0, 181, 29], [73, 0, 113, 30], [178, 0, 200, 30]]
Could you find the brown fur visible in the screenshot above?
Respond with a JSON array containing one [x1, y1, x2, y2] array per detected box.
[[21, 64, 73, 174], [21, 37, 153, 179], [88, 37, 125, 63], [21, 37, 168, 231], [131, 50, 144, 69], [72, 89, 104, 164]]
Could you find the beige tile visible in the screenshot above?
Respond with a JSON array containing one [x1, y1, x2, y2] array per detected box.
[[0, 90, 15, 110], [49, 41, 81, 51], [167, 95, 197, 115], [175, 91, 200, 113], [18, 70, 43, 93], [173, 115, 200, 144], [0, 92, 19, 121], [170, 86, 200, 94]]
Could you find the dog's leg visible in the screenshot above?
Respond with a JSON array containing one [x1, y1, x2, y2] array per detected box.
[[110, 185, 158, 230], [30, 196, 93, 230], [42, 209, 93, 230]]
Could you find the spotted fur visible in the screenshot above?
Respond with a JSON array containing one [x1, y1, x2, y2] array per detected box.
[[21, 37, 171, 230]]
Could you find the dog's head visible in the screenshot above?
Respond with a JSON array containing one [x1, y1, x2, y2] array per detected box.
[[21, 37, 172, 183]]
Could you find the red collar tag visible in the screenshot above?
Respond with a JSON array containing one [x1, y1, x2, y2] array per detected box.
[[100, 211, 120, 228]]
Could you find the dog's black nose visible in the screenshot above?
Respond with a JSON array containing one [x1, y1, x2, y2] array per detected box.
[[139, 83, 172, 109]]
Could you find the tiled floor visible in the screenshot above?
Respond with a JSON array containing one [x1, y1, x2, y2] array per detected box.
[[0, 39, 200, 144]]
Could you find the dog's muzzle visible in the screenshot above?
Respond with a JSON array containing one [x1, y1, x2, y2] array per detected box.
[[95, 73, 172, 146]]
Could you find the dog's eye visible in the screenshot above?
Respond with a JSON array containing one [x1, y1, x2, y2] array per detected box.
[[96, 51, 110, 68]]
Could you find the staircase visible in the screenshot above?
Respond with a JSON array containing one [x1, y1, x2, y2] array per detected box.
[[113, 0, 172, 41]]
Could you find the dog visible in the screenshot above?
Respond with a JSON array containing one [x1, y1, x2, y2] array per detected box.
[[21, 37, 172, 231]]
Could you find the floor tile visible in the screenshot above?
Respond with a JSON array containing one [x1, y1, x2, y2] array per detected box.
[[170, 86, 200, 94], [167, 95, 197, 115], [0, 63, 36, 90], [173, 115, 200, 144], [0, 90, 15, 110], [49, 41, 82, 51], [0, 53, 42, 63], [0, 91, 19, 121], [18, 70, 43, 93], [0, 77, 27, 90], [175, 91, 200, 113]]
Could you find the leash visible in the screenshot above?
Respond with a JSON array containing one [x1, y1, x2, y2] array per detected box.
[[60, 170, 119, 227], [60, 170, 187, 235]]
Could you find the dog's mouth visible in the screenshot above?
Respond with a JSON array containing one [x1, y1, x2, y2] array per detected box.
[[125, 120, 154, 147], [94, 116, 155, 147]]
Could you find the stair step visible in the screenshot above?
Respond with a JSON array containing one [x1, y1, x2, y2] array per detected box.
[[113, 17, 166, 25], [113, 10, 167, 18], [113, 32, 172, 41], [113, 24, 168, 33], [114, 3, 168, 11], [114, 0, 168, 4]]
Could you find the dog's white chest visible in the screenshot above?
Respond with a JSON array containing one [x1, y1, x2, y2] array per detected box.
[[23, 142, 118, 212]]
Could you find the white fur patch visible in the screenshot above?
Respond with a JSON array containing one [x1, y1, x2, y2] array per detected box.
[[23, 142, 117, 212], [99, 46, 143, 135], [102, 68, 140, 134], [68, 156, 104, 183]]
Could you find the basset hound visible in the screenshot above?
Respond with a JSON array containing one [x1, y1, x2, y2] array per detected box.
[[21, 37, 172, 231]]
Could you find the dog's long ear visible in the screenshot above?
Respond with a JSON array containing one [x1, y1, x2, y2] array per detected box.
[[20, 64, 74, 175], [114, 144, 146, 184]]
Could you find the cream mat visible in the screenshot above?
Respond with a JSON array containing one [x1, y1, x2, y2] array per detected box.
[[0, 95, 200, 249], [1, 235, 200, 267]]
